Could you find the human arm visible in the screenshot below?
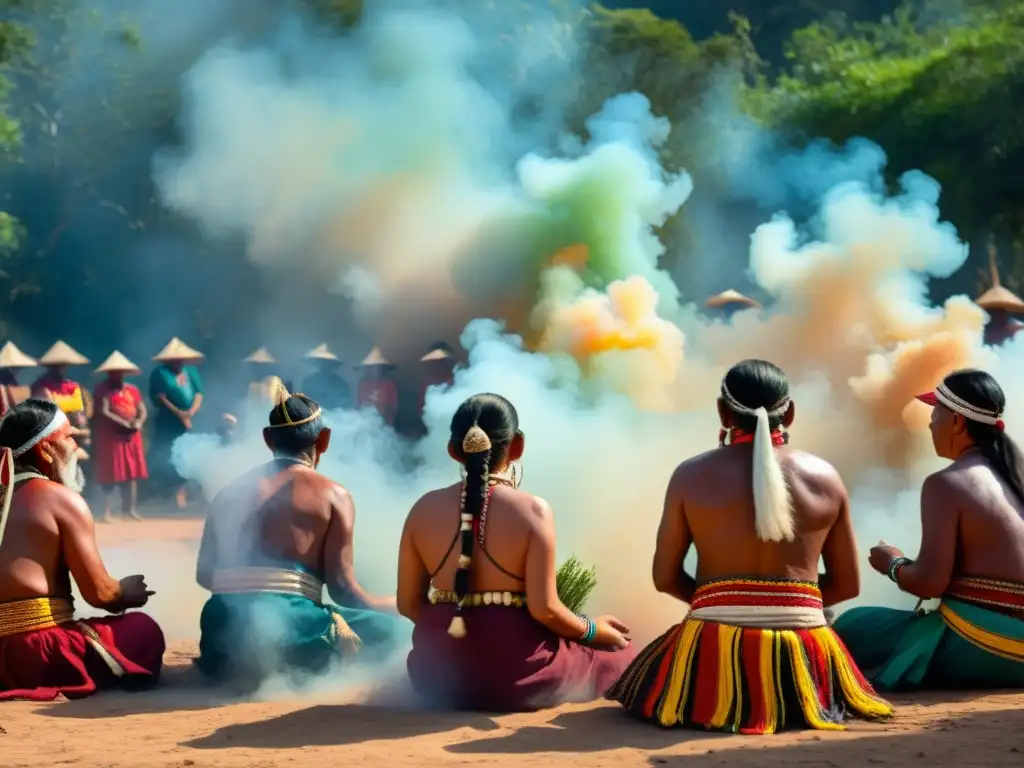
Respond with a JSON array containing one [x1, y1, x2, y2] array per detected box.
[[870, 474, 958, 599], [100, 396, 134, 430], [396, 500, 430, 623], [819, 481, 861, 607], [195, 513, 217, 591], [188, 367, 204, 416], [134, 398, 148, 428], [651, 467, 697, 603], [57, 489, 150, 611], [524, 498, 592, 638], [324, 486, 397, 613]]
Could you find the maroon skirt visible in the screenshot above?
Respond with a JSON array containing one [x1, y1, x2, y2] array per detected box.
[[0, 612, 165, 701], [408, 604, 635, 712]]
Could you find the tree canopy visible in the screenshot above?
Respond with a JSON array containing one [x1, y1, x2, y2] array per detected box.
[[0, 0, 1021, 340]]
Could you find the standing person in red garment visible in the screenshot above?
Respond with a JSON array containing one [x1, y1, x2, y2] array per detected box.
[[0, 399, 165, 700], [0, 342, 36, 417], [31, 341, 92, 463], [356, 347, 398, 427], [92, 352, 148, 523]]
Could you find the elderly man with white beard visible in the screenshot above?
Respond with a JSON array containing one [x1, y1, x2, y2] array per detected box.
[[0, 399, 165, 701]]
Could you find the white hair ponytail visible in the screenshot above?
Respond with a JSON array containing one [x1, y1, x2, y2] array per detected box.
[[751, 406, 795, 542]]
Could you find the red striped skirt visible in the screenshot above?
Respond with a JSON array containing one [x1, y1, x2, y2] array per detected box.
[[606, 578, 893, 734]]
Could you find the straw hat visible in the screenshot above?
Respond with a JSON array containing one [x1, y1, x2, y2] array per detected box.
[[39, 340, 89, 367], [359, 347, 394, 367], [420, 342, 455, 362], [304, 343, 340, 362], [0, 341, 36, 369], [704, 289, 762, 310], [153, 337, 204, 362], [976, 244, 1024, 314], [95, 351, 141, 375], [243, 346, 276, 364]]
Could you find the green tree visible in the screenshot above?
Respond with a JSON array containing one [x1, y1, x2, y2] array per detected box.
[[748, 1, 1024, 289]]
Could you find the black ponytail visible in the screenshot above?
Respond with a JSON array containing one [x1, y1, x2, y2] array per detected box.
[[447, 393, 520, 639], [945, 370, 1024, 504]]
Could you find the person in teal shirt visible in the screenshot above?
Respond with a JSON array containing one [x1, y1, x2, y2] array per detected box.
[[148, 337, 205, 508]]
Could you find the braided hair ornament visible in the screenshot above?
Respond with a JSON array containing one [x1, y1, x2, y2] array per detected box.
[[448, 424, 493, 638]]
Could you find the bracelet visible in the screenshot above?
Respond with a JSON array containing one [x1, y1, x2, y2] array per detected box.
[[577, 614, 596, 643], [888, 556, 912, 585]]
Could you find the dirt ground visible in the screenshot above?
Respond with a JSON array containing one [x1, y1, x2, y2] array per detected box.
[[2, 518, 1023, 768]]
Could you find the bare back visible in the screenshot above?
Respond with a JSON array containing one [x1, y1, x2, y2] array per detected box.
[[407, 483, 538, 593], [0, 477, 122, 609], [0, 480, 72, 600], [675, 445, 849, 583], [936, 453, 1024, 582], [201, 461, 339, 578]]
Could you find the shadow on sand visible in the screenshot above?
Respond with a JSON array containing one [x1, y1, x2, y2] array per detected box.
[[442, 693, 1024, 757], [183, 703, 501, 749], [37, 664, 235, 719], [641, 706, 1024, 766]]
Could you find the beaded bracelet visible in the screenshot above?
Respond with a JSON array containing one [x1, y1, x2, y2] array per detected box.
[[577, 614, 596, 643], [888, 556, 913, 585]]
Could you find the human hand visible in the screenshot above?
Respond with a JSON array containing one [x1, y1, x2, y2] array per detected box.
[[590, 615, 631, 650], [117, 574, 155, 609], [869, 540, 905, 575]]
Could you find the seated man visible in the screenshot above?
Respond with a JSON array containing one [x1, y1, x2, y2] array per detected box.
[[608, 360, 893, 733], [834, 369, 1024, 690], [0, 399, 164, 701], [195, 388, 405, 693]]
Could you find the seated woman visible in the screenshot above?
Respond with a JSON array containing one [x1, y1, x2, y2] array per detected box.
[[398, 393, 634, 712]]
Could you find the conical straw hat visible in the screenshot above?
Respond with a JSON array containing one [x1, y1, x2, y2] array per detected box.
[[704, 289, 761, 310], [153, 337, 204, 362], [976, 244, 1024, 313], [359, 346, 394, 367], [420, 342, 455, 362], [304, 343, 340, 361], [243, 346, 276, 364], [0, 341, 36, 369], [38, 340, 89, 366], [95, 351, 141, 375]]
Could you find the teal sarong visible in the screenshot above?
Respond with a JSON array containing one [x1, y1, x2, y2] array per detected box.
[[834, 598, 1024, 691], [196, 567, 406, 693]]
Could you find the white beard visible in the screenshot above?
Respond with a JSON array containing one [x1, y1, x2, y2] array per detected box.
[[59, 453, 86, 494]]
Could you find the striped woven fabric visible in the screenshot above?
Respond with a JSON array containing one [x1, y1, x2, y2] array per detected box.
[[607, 578, 893, 734], [945, 576, 1024, 615]]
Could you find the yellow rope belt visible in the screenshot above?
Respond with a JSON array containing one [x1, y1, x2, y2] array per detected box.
[[428, 588, 527, 608], [0, 597, 75, 638], [211, 567, 325, 604]]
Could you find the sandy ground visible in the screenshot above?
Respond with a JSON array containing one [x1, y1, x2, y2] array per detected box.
[[2, 518, 1024, 768]]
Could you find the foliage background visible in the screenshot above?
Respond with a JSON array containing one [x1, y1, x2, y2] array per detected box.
[[0, 0, 1019, 357]]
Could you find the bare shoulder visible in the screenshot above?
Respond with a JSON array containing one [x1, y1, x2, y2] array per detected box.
[[923, 464, 970, 499], [671, 448, 722, 482], [46, 481, 93, 526], [406, 485, 455, 523], [523, 493, 554, 527], [782, 449, 845, 491]]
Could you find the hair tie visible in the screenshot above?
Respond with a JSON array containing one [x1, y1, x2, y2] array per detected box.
[[997, 419, 1006, 433], [462, 425, 491, 454]]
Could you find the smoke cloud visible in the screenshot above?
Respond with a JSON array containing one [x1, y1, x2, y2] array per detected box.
[[150, 0, 1011, 660]]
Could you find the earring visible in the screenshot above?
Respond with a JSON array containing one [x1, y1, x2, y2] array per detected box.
[[718, 428, 727, 448], [511, 463, 523, 489]]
